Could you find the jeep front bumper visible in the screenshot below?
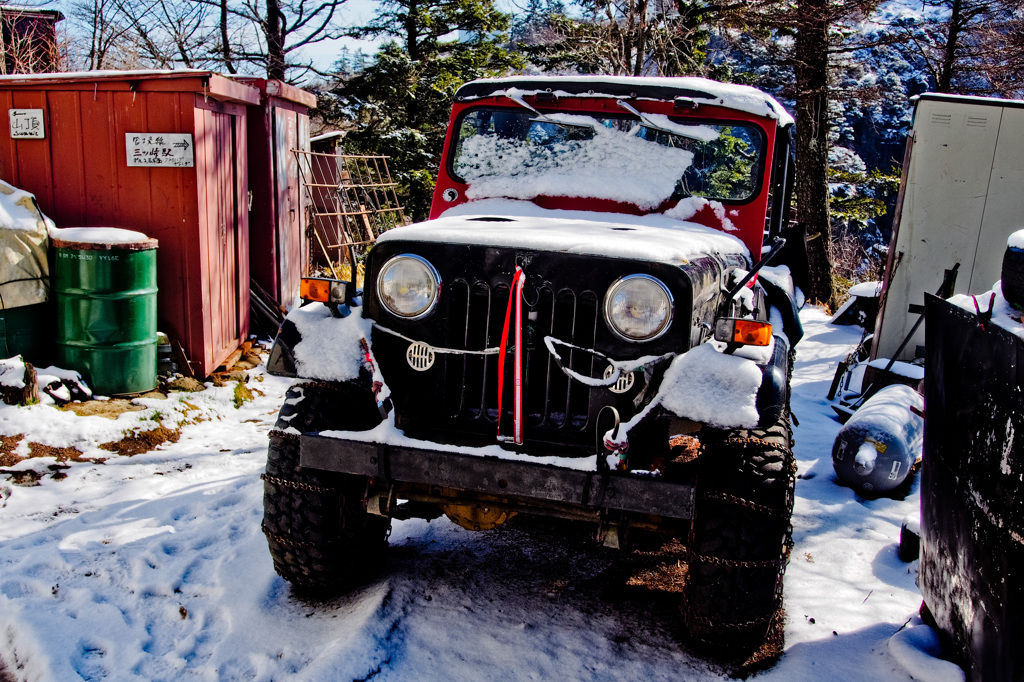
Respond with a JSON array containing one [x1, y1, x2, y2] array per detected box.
[[299, 433, 696, 522]]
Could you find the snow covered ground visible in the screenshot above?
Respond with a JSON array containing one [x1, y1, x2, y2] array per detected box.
[[0, 307, 963, 681]]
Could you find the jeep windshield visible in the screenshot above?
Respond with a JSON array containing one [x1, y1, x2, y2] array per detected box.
[[451, 107, 764, 210]]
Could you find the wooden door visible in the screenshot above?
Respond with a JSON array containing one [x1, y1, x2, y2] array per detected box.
[[195, 97, 248, 371], [272, 103, 306, 307]]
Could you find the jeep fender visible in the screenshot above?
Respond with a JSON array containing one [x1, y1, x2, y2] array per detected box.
[[756, 334, 791, 428], [758, 275, 803, 347]]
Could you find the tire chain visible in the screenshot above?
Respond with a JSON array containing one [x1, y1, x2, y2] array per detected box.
[[260, 472, 337, 495], [701, 436, 797, 520], [722, 435, 794, 459], [701, 490, 790, 520], [687, 546, 790, 570], [683, 428, 796, 640], [687, 610, 776, 635], [268, 429, 300, 443], [261, 523, 342, 549]]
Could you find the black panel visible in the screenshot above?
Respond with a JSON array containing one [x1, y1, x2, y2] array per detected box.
[[921, 295, 1024, 682]]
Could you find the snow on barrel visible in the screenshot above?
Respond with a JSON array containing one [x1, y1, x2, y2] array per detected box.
[[52, 227, 159, 396], [832, 384, 924, 495]]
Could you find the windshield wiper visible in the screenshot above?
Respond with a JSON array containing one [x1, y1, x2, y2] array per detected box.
[[507, 93, 596, 136], [616, 99, 707, 147]]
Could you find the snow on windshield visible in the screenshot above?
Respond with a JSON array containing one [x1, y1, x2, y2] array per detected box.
[[452, 109, 762, 211], [455, 114, 693, 210]]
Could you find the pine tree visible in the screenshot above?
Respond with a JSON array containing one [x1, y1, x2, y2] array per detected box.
[[318, 0, 523, 220]]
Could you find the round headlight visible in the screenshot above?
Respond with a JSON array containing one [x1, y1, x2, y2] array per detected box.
[[377, 254, 441, 319], [604, 275, 673, 341]]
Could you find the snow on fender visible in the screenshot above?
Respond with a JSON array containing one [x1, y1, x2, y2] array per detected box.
[[832, 384, 924, 495]]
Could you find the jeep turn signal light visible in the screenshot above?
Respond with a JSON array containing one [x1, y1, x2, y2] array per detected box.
[[300, 277, 347, 305], [714, 318, 773, 346]]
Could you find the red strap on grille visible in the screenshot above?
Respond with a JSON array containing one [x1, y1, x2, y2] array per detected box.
[[497, 267, 525, 444]]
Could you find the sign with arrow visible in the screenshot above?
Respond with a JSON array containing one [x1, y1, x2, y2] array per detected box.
[[125, 133, 194, 167]]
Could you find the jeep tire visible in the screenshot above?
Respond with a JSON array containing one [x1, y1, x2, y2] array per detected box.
[[262, 383, 389, 592], [683, 412, 796, 653]]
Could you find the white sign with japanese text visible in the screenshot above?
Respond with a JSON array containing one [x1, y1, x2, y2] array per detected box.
[[125, 133, 194, 167], [9, 109, 45, 139]]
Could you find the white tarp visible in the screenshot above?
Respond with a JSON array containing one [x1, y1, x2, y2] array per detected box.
[[0, 180, 51, 308]]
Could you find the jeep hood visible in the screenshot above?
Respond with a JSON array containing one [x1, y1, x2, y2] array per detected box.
[[376, 199, 749, 266]]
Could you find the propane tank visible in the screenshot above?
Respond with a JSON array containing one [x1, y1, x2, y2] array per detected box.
[[832, 384, 924, 495]]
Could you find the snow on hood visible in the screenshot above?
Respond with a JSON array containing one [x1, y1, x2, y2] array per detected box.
[[460, 75, 795, 126], [380, 199, 749, 265]]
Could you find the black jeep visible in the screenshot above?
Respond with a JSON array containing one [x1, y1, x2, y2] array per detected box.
[[263, 75, 803, 652]]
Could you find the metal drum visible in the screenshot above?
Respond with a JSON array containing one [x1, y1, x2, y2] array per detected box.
[[53, 228, 158, 395]]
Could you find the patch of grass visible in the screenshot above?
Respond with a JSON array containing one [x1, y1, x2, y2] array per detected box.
[[99, 426, 181, 457], [0, 433, 24, 467], [233, 382, 253, 409], [27, 442, 107, 465]]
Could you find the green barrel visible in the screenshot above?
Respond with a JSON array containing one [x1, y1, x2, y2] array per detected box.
[[54, 231, 158, 395]]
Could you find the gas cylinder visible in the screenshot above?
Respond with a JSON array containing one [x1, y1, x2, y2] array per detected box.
[[832, 384, 924, 495]]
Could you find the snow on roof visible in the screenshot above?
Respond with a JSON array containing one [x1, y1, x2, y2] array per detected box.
[[383, 199, 750, 264], [914, 92, 1024, 110], [0, 69, 215, 83], [457, 75, 795, 127]]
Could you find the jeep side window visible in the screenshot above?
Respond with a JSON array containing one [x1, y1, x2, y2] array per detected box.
[[676, 125, 763, 201]]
